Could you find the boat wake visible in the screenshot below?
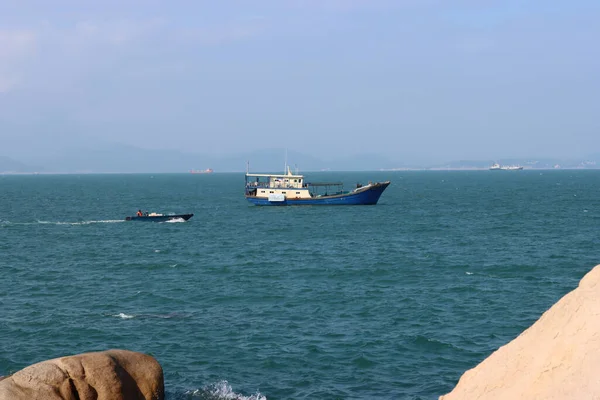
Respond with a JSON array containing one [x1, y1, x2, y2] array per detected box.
[[2, 220, 124, 225], [181, 381, 266, 400], [161, 218, 187, 223], [37, 220, 125, 225]]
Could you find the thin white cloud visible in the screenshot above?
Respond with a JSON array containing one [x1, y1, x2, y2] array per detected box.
[[48, 16, 260, 53], [0, 76, 17, 93], [0, 20, 167, 94], [70, 18, 167, 46], [454, 36, 494, 53], [283, 0, 434, 11], [0, 30, 36, 58], [0, 29, 36, 92], [175, 22, 264, 46], [0, 15, 265, 95], [167, 12, 267, 46]]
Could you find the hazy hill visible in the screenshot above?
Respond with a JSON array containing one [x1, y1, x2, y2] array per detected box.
[[27, 146, 400, 173], [0, 156, 42, 173], [3, 145, 600, 173], [432, 156, 600, 170], [40, 144, 211, 173]]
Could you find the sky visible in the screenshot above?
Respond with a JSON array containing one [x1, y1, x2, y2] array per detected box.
[[0, 0, 599, 164]]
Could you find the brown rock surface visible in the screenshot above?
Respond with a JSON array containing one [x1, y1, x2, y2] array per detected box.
[[440, 264, 600, 400], [0, 349, 164, 400]]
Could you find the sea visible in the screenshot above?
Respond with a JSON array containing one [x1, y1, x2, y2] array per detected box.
[[1, 170, 599, 400]]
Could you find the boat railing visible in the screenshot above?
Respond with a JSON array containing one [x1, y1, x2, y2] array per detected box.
[[305, 182, 345, 197], [305, 182, 344, 187], [245, 182, 305, 189]]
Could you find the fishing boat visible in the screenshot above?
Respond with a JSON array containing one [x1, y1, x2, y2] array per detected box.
[[190, 168, 213, 174], [125, 212, 194, 222], [245, 167, 390, 206]]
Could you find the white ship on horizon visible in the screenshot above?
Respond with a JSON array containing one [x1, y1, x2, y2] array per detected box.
[[490, 163, 523, 170]]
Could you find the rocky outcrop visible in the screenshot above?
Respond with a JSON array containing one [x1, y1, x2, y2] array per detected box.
[[440, 264, 600, 400], [0, 349, 164, 400]]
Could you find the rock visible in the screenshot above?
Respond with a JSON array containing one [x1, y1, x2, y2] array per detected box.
[[0, 349, 164, 400], [440, 264, 600, 400]]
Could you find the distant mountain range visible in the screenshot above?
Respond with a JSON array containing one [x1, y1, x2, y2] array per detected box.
[[0, 155, 43, 173], [0, 146, 404, 173], [1, 146, 599, 173], [426, 158, 599, 170]]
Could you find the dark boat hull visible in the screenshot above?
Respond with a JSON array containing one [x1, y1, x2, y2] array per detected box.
[[245, 181, 390, 206], [125, 213, 194, 222]]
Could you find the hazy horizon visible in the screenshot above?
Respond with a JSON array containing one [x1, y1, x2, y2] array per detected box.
[[2, 143, 600, 174], [1, 0, 599, 165]]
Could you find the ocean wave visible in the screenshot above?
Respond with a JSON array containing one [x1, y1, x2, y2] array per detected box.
[[114, 312, 135, 319], [183, 381, 266, 400], [352, 355, 377, 369], [109, 312, 192, 320], [409, 335, 459, 352]]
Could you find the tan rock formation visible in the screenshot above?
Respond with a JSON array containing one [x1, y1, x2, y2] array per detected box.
[[0, 349, 164, 400], [440, 264, 600, 400]]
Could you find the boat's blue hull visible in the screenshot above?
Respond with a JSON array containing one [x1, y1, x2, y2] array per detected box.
[[246, 182, 390, 206], [125, 213, 194, 222]]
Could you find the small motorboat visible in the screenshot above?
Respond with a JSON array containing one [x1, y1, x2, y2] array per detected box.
[[125, 212, 194, 222]]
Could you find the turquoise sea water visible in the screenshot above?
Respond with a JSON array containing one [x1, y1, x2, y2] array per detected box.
[[1, 171, 599, 399]]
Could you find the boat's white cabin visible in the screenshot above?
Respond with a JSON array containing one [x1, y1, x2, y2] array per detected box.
[[245, 166, 312, 199], [246, 166, 305, 189]]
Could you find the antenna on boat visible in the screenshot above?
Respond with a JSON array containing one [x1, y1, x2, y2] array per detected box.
[[284, 148, 288, 174]]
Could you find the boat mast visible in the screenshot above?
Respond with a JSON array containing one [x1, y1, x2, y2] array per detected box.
[[284, 148, 288, 174]]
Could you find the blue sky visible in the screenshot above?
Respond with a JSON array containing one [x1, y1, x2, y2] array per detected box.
[[0, 0, 599, 164]]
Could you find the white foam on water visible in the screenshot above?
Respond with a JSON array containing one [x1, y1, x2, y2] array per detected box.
[[161, 217, 186, 223], [466, 272, 473, 275], [37, 220, 124, 225], [186, 381, 266, 400], [170, 264, 178, 268], [1, 221, 40, 225], [108, 311, 192, 320], [154, 249, 161, 253], [114, 312, 135, 319]]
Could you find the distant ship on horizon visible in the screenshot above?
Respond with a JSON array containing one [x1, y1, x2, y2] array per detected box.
[[190, 168, 214, 174], [490, 163, 523, 171]]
